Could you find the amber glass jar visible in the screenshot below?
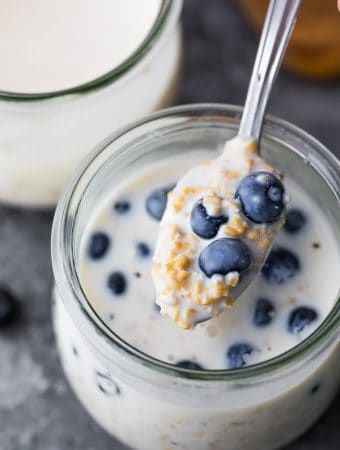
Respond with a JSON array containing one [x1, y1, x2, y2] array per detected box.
[[238, 0, 340, 79]]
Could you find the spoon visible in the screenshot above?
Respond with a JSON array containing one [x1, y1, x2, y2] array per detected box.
[[239, 0, 301, 144], [153, 0, 301, 329]]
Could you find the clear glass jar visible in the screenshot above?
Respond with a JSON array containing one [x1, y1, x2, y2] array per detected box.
[[52, 104, 340, 450], [0, 0, 182, 208]]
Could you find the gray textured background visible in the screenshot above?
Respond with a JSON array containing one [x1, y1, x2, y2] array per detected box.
[[0, 1, 339, 449]]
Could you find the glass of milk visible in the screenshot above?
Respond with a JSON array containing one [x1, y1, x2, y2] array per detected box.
[[51, 104, 340, 450], [0, 0, 182, 207]]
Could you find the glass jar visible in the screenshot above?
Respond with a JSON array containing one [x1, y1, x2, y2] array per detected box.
[[52, 104, 340, 450], [0, 0, 182, 208]]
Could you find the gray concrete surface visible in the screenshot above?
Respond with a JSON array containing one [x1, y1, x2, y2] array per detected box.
[[0, 1, 339, 449]]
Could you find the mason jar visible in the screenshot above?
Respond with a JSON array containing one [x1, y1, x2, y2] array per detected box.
[[0, 0, 182, 208], [52, 104, 340, 450]]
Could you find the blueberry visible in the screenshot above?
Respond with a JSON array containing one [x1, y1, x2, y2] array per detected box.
[[95, 371, 121, 396], [175, 360, 204, 370], [88, 232, 110, 260], [284, 208, 306, 234], [199, 238, 253, 278], [145, 184, 175, 221], [236, 171, 285, 223], [0, 287, 18, 326], [288, 306, 318, 334], [107, 272, 127, 295], [153, 302, 161, 313], [136, 242, 151, 258], [190, 199, 228, 239], [310, 383, 321, 395], [253, 298, 275, 326], [114, 200, 131, 214], [261, 247, 300, 285], [227, 343, 254, 369]]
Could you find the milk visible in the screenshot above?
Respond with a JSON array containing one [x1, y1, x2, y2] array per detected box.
[[53, 150, 339, 450], [0, 0, 182, 206], [78, 153, 339, 368], [0, 0, 161, 93]]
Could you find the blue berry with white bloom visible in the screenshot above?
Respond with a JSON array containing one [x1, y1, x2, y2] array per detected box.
[[88, 232, 110, 260], [261, 247, 300, 285], [227, 342, 254, 369], [284, 208, 306, 234], [288, 307, 317, 334], [253, 298, 275, 326], [190, 199, 228, 239], [199, 238, 253, 278], [146, 184, 175, 221], [236, 171, 285, 223]]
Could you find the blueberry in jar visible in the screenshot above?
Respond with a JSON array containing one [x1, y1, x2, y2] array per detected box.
[[236, 171, 285, 223], [199, 238, 253, 278], [0, 287, 18, 326], [153, 302, 161, 313], [107, 271, 127, 295], [145, 184, 175, 220], [95, 371, 121, 396], [288, 306, 318, 334], [136, 242, 151, 258], [190, 199, 228, 239], [284, 208, 306, 234], [227, 342, 254, 369], [175, 360, 204, 370], [261, 247, 300, 284], [114, 200, 131, 214], [310, 383, 321, 395], [88, 232, 110, 260], [253, 298, 275, 326]]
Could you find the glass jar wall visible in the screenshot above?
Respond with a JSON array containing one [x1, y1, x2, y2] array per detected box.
[[0, 0, 182, 207]]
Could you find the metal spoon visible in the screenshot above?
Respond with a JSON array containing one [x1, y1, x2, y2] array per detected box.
[[153, 0, 301, 328], [238, 0, 301, 146]]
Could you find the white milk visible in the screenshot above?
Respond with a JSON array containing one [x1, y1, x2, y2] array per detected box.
[[0, 0, 182, 207], [52, 151, 339, 450], [78, 154, 339, 368], [0, 0, 161, 93]]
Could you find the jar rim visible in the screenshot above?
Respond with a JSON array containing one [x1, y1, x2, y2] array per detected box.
[[0, 0, 181, 101], [52, 103, 340, 382]]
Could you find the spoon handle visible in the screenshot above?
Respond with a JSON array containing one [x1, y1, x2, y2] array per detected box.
[[238, 0, 300, 143]]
